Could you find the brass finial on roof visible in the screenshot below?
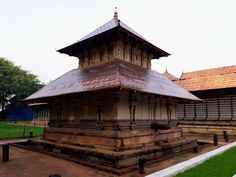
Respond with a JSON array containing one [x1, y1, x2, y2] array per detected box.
[[114, 7, 118, 19]]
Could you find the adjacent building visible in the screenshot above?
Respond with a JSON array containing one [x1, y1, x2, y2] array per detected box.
[[162, 66, 236, 139], [176, 65, 236, 123]]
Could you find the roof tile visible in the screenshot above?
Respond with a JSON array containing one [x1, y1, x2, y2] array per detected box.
[[25, 59, 200, 101], [176, 65, 236, 91]]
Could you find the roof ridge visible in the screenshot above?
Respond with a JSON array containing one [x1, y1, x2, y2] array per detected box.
[[77, 18, 118, 43], [182, 65, 236, 76]]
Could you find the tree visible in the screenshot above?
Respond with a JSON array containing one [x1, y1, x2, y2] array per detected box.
[[0, 57, 40, 112]]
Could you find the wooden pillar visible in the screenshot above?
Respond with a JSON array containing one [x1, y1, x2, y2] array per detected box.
[[130, 45, 133, 62], [183, 104, 186, 120], [193, 146, 199, 153], [96, 93, 105, 124], [223, 131, 229, 142], [159, 97, 162, 120], [55, 98, 62, 123], [205, 100, 208, 120], [129, 92, 137, 125], [230, 95, 234, 120], [140, 49, 144, 67], [123, 42, 126, 61], [74, 95, 80, 124], [194, 103, 197, 120], [2, 144, 9, 162], [139, 158, 146, 174], [146, 52, 150, 69], [99, 47, 103, 62], [153, 98, 156, 121], [29, 131, 33, 138], [167, 98, 172, 124], [213, 134, 218, 146], [88, 49, 91, 66], [217, 95, 220, 120], [148, 95, 156, 121]]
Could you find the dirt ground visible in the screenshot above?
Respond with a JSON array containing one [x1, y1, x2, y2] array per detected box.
[[0, 142, 227, 177]]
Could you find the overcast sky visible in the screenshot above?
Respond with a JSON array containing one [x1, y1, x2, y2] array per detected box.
[[0, 0, 236, 83]]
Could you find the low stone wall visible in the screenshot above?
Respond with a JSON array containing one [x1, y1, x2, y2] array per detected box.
[[179, 124, 236, 141]]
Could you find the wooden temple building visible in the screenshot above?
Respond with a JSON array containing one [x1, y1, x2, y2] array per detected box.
[[163, 66, 236, 140], [24, 11, 200, 174]]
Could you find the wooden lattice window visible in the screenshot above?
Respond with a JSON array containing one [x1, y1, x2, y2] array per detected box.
[[195, 103, 207, 120], [232, 96, 236, 119], [219, 96, 231, 120], [207, 98, 218, 120], [177, 104, 185, 120], [185, 104, 195, 120]]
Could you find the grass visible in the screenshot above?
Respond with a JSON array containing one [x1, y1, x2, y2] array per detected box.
[[0, 121, 44, 139], [175, 147, 236, 177]]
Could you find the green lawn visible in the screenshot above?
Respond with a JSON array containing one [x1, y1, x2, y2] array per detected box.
[[0, 121, 44, 139], [176, 147, 236, 177]]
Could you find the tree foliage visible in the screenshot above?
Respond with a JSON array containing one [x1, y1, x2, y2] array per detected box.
[[0, 57, 40, 111]]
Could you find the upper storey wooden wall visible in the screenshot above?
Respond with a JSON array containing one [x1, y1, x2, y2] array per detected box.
[[77, 40, 153, 69]]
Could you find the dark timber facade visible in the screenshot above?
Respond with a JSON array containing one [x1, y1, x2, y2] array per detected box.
[[175, 65, 236, 124], [170, 65, 236, 140], [177, 88, 236, 123]]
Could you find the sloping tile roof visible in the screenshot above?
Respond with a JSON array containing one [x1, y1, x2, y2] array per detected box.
[[78, 18, 148, 43], [175, 65, 236, 91], [58, 18, 170, 58], [25, 59, 200, 101], [162, 70, 178, 81]]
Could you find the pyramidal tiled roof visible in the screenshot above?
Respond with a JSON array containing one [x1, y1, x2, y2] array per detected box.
[[78, 18, 148, 43], [58, 17, 170, 58], [176, 65, 236, 91], [24, 59, 200, 102]]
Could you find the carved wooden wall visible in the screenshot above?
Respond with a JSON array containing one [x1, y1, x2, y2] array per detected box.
[[77, 40, 152, 69]]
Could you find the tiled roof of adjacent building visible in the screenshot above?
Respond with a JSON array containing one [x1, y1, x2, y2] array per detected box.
[[175, 65, 236, 91], [25, 59, 200, 102]]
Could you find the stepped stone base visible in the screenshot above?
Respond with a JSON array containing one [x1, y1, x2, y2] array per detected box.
[[14, 127, 197, 174]]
